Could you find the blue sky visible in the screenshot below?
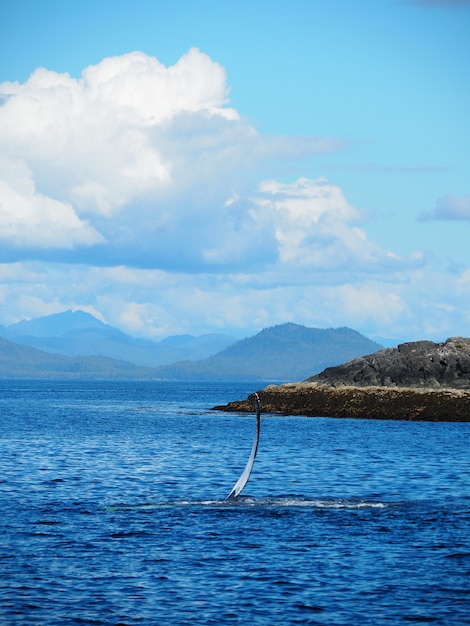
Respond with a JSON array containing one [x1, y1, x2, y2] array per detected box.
[[0, 0, 469, 343]]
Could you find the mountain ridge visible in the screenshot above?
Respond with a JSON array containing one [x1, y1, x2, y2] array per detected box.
[[0, 336, 162, 379], [0, 316, 382, 381], [0, 310, 236, 367], [152, 322, 382, 381]]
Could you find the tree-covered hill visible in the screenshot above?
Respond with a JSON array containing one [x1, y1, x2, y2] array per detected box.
[[154, 323, 382, 381]]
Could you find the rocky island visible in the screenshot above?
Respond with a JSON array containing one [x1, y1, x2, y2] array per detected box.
[[215, 337, 470, 421]]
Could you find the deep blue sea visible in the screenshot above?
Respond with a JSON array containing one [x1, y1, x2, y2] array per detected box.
[[1, 380, 469, 625]]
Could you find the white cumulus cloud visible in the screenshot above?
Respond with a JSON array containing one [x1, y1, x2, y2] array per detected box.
[[0, 158, 104, 249], [0, 49, 344, 268], [251, 177, 396, 272]]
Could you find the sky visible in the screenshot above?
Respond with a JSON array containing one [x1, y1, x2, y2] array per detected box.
[[0, 0, 469, 344]]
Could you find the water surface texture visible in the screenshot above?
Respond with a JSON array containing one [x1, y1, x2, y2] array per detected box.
[[1, 381, 469, 625]]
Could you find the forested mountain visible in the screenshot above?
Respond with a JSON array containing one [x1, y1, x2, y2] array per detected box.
[[154, 323, 382, 381]]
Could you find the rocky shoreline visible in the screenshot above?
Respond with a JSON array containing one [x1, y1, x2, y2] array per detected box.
[[215, 383, 470, 422], [214, 337, 470, 422]]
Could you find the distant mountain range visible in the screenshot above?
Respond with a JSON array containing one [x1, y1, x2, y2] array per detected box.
[[0, 310, 236, 367], [0, 336, 162, 379], [0, 311, 382, 381]]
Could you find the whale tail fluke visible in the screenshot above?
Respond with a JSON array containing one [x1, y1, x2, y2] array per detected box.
[[226, 392, 261, 500]]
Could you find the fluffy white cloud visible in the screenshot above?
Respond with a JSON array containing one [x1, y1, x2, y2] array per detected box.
[[0, 158, 104, 249], [0, 50, 344, 269], [247, 177, 407, 275]]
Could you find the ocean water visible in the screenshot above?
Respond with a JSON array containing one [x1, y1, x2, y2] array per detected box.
[[0, 380, 469, 625]]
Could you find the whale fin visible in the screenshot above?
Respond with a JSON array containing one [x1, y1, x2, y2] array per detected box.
[[226, 392, 261, 500]]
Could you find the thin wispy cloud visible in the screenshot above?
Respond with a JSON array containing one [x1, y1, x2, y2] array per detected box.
[[420, 194, 470, 221]]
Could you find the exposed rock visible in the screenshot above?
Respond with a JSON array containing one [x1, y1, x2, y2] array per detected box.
[[215, 384, 470, 422], [307, 337, 470, 389], [214, 337, 470, 421]]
